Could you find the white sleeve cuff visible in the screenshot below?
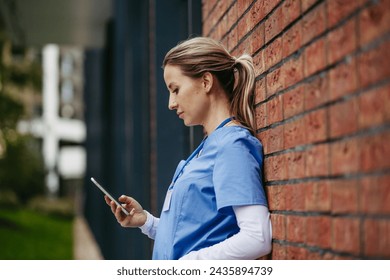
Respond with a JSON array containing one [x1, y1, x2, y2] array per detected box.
[[139, 210, 159, 240]]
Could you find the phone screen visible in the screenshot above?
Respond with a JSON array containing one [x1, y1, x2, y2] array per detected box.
[[90, 177, 129, 215]]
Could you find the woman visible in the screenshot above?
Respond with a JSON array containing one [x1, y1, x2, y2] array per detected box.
[[105, 37, 272, 260]]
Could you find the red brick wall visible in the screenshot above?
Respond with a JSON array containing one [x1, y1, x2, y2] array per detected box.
[[202, 0, 390, 259]]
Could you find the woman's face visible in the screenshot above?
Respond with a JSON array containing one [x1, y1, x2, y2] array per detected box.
[[163, 64, 210, 127]]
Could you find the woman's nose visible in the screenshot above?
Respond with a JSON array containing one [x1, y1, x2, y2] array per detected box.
[[168, 94, 177, 110]]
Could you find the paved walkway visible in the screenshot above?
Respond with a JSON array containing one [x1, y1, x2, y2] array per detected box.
[[73, 215, 104, 260]]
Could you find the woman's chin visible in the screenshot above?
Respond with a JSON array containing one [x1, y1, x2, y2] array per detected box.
[[183, 119, 195, 127]]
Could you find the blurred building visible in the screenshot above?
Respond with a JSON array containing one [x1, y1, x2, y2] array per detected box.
[[1, 0, 202, 259]]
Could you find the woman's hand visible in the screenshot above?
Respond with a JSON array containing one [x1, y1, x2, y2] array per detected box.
[[104, 195, 147, 228]]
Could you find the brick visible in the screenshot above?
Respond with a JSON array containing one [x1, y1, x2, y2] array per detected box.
[[363, 219, 390, 258], [253, 49, 265, 76], [266, 67, 283, 96], [222, 33, 229, 47], [327, 18, 357, 65], [227, 28, 238, 51], [360, 131, 390, 172], [265, 37, 282, 69], [304, 37, 327, 77], [360, 175, 390, 214], [205, 4, 221, 35], [329, 98, 358, 138], [301, 0, 317, 12], [357, 40, 390, 89], [254, 78, 266, 104], [307, 251, 337, 260], [284, 117, 305, 149], [264, 153, 286, 181], [302, 2, 326, 44], [234, 40, 246, 56], [285, 151, 305, 179], [258, 0, 281, 19], [249, 1, 263, 29], [226, 2, 238, 32], [237, 0, 251, 16], [240, 35, 254, 56], [305, 181, 331, 212], [216, 0, 230, 21], [330, 138, 360, 175], [282, 0, 301, 27], [238, 11, 252, 38], [255, 103, 267, 129], [286, 215, 306, 243], [358, 84, 390, 129], [283, 84, 305, 119], [359, 0, 390, 46], [282, 21, 302, 58], [286, 245, 308, 259], [304, 73, 329, 110], [202, 0, 216, 20], [265, 5, 283, 43], [250, 1, 266, 26], [202, 21, 211, 37], [257, 130, 266, 146], [267, 94, 283, 125], [306, 216, 331, 248], [267, 125, 284, 153], [251, 24, 265, 54], [271, 243, 287, 259], [282, 53, 304, 88], [327, 0, 362, 27], [332, 217, 360, 255], [305, 144, 330, 177], [266, 185, 286, 210], [221, 13, 229, 36], [329, 57, 357, 101], [257, 130, 268, 153], [331, 179, 359, 214], [304, 108, 327, 143], [285, 184, 306, 211], [271, 213, 286, 240], [215, 20, 225, 39]]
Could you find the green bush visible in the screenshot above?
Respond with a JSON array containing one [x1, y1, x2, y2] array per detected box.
[[0, 190, 20, 208], [0, 134, 45, 203]]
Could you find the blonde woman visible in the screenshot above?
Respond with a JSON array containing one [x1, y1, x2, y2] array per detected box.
[[105, 37, 272, 260]]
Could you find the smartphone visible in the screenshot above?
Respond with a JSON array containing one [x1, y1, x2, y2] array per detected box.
[[90, 177, 130, 215]]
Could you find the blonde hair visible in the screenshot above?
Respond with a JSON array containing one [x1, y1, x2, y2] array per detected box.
[[163, 37, 256, 134]]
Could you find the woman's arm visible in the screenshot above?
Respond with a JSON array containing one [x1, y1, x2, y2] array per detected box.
[[180, 205, 272, 260]]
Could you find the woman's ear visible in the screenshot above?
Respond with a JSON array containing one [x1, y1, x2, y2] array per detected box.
[[202, 72, 213, 93]]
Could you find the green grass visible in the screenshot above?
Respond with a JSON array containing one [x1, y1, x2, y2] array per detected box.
[[0, 208, 73, 259]]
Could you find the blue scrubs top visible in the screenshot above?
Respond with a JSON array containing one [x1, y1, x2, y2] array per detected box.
[[152, 126, 267, 260]]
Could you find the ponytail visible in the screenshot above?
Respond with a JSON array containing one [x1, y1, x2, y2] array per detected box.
[[231, 55, 256, 135]]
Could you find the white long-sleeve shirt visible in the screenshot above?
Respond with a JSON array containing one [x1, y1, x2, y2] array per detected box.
[[140, 204, 272, 260]]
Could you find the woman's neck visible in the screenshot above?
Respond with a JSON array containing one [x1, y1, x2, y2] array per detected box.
[[202, 98, 231, 135]]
